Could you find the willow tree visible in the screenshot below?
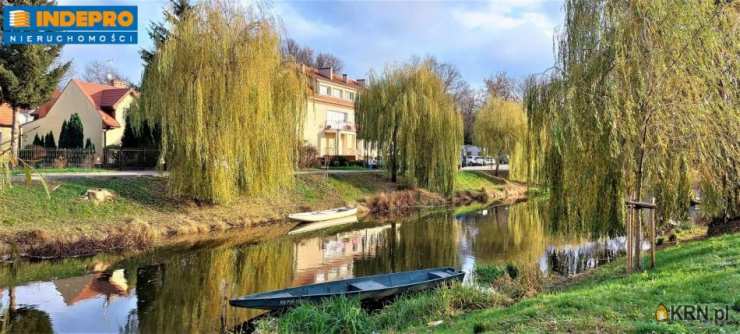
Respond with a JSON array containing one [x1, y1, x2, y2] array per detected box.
[[136, 2, 307, 203], [524, 0, 739, 272], [473, 97, 526, 177], [356, 60, 462, 195]]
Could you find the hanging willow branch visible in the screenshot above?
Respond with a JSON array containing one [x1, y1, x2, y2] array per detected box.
[[356, 59, 463, 195], [474, 97, 526, 178], [523, 0, 739, 267], [135, 2, 307, 204]]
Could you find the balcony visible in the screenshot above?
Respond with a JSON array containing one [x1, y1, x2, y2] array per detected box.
[[323, 121, 355, 133], [323, 144, 356, 157]]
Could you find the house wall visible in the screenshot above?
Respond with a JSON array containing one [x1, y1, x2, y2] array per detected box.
[[304, 98, 356, 156], [0, 126, 11, 153], [20, 82, 104, 160], [301, 78, 377, 159], [104, 94, 133, 148]]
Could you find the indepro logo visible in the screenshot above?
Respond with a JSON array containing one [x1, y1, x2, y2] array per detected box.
[[2, 6, 138, 45], [8, 10, 30, 28]]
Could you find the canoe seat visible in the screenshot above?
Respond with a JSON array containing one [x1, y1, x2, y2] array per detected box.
[[267, 292, 293, 298], [348, 280, 387, 291], [428, 271, 452, 279]]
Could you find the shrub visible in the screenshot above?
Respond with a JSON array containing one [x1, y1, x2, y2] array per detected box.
[[491, 266, 543, 300], [329, 156, 350, 167], [397, 176, 418, 190], [475, 264, 506, 285], [505, 263, 519, 279], [298, 144, 320, 169], [678, 219, 694, 231], [348, 160, 365, 168], [43, 131, 56, 149], [276, 297, 372, 334], [441, 282, 510, 311], [260, 284, 509, 334], [372, 291, 446, 330], [516, 268, 544, 298]]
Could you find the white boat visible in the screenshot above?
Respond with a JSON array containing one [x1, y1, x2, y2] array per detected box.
[[288, 215, 358, 235], [288, 206, 358, 222]]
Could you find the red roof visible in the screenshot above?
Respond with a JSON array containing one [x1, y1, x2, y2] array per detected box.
[[0, 103, 12, 127], [304, 66, 361, 89], [34, 89, 61, 119], [36, 80, 134, 128], [73, 80, 133, 128]]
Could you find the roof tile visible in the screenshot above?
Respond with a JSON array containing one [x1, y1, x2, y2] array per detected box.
[[33, 80, 132, 129], [0, 103, 12, 127]]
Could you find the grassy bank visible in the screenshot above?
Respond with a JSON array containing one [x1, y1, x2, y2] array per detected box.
[[439, 232, 739, 333], [0, 171, 518, 257], [256, 233, 739, 333]]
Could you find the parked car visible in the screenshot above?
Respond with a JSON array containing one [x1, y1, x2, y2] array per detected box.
[[466, 156, 482, 166], [470, 156, 495, 166], [367, 157, 382, 169]]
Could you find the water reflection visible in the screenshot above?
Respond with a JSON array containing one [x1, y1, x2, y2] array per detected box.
[[0, 199, 634, 333]]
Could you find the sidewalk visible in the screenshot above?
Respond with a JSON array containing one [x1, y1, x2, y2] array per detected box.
[[10, 168, 383, 181], [461, 164, 509, 171], [10, 166, 504, 181]]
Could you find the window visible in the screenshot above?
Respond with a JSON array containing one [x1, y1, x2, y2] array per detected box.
[[332, 88, 343, 99], [327, 111, 348, 128], [319, 85, 331, 96], [346, 91, 355, 101]]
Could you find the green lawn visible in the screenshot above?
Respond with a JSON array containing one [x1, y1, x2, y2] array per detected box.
[[0, 177, 170, 232], [436, 233, 740, 333], [455, 171, 505, 192], [11, 167, 107, 175]]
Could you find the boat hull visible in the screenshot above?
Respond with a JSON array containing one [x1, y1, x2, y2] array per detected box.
[[288, 207, 358, 222], [230, 267, 464, 310], [288, 216, 358, 235]]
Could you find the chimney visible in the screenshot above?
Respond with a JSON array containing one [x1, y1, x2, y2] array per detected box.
[[342, 74, 348, 83], [357, 79, 366, 87], [319, 67, 333, 80], [110, 79, 129, 88]]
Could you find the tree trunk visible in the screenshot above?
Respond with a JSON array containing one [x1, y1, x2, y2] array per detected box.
[[10, 106, 19, 167], [390, 124, 399, 183], [495, 159, 500, 176], [9, 286, 16, 317], [626, 205, 632, 273], [636, 208, 643, 271], [625, 205, 635, 274]]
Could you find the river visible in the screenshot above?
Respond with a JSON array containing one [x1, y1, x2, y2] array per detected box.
[[0, 199, 633, 333]]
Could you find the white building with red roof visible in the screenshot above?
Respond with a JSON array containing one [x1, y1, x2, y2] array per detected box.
[[21, 79, 136, 160]]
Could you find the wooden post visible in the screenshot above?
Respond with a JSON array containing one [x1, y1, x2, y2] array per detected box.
[[10, 107, 19, 166], [650, 197, 656, 269], [636, 207, 643, 271], [626, 204, 632, 273]]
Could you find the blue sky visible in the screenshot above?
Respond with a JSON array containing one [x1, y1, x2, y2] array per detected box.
[[57, 0, 564, 88]]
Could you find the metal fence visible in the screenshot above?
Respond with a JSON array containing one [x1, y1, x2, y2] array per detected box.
[[103, 148, 160, 170], [18, 147, 97, 168], [16, 147, 160, 170]]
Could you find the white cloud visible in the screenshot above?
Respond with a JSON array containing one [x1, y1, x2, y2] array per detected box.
[[452, 0, 555, 35], [273, 2, 339, 40]]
